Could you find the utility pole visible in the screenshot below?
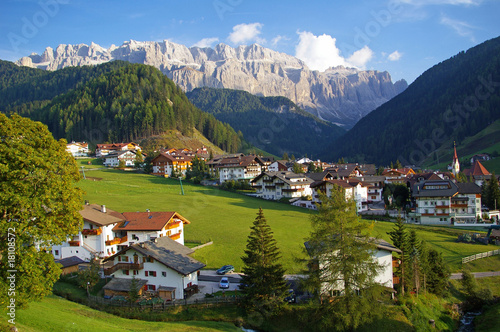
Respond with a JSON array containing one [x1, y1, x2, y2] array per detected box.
[[179, 177, 184, 195]]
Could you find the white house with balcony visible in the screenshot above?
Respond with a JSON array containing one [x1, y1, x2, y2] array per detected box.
[[408, 180, 482, 225], [310, 179, 369, 213], [66, 142, 89, 157], [51, 205, 190, 262], [102, 237, 205, 301], [112, 211, 190, 246], [252, 171, 314, 200], [51, 204, 126, 261], [102, 150, 137, 167], [215, 155, 263, 183]]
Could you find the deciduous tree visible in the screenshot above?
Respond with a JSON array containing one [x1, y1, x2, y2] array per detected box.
[[0, 113, 83, 308]]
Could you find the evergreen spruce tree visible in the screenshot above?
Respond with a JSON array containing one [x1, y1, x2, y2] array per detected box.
[[240, 208, 288, 317], [303, 188, 384, 331], [485, 172, 500, 209], [387, 215, 408, 295]]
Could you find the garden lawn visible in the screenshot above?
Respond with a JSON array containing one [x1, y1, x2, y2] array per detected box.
[[77, 169, 500, 273], [14, 295, 239, 332]]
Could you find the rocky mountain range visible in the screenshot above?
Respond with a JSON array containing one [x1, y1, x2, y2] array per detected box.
[[17, 40, 407, 127]]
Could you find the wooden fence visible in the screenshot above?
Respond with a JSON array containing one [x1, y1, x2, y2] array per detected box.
[[88, 294, 240, 311], [462, 249, 500, 264]]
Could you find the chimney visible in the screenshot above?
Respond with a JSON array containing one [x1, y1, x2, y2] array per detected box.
[[101, 205, 106, 213]]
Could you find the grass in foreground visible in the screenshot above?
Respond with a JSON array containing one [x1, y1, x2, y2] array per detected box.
[[15, 295, 240, 332]]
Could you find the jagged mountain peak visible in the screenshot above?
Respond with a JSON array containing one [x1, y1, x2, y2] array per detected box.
[[16, 40, 407, 127]]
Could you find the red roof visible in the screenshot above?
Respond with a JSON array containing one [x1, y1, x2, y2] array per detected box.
[[464, 160, 491, 176], [113, 212, 190, 231]]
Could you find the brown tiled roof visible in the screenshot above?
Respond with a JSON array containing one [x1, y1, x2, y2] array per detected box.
[[79, 204, 125, 227], [152, 152, 193, 163], [113, 212, 190, 232], [464, 160, 491, 176], [103, 237, 205, 275]]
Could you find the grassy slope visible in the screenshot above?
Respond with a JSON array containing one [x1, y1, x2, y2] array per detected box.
[[78, 169, 500, 273], [422, 119, 500, 173], [139, 128, 225, 156], [14, 295, 239, 332]]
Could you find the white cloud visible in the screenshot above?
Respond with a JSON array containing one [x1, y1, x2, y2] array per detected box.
[[440, 15, 476, 42], [348, 46, 374, 68], [295, 31, 373, 71], [192, 37, 219, 48], [227, 23, 265, 45], [388, 50, 403, 61], [271, 35, 289, 46]]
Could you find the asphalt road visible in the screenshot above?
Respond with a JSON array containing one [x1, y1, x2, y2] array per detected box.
[[449, 271, 500, 279]]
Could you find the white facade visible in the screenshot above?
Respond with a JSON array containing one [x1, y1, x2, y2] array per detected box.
[[103, 150, 136, 167], [219, 166, 259, 183], [252, 172, 313, 200], [311, 180, 368, 213], [52, 220, 123, 261], [106, 249, 199, 299], [124, 222, 185, 246], [66, 142, 89, 157]]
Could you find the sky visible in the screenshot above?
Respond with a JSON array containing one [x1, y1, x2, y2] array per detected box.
[[1, 0, 499, 83]]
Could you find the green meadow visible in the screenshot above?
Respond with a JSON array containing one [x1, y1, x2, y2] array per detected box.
[[14, 295, 239, 332], [77, 168, 500, 273]]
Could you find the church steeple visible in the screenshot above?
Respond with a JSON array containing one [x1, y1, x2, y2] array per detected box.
[[452, 141, 460, 177]]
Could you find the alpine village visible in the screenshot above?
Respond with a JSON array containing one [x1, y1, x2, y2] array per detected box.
[[2, 19, 500, 332]]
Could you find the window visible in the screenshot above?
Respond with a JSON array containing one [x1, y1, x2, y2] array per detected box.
[[122, 256, 129, 262], [123, 270, 129, 275], [148, 257, 154, 263], [133, 270, 139, 276], [54, 250, 59, 256], [162, 272, 167, 277], [148, 271, 157, 277], [147, 285, 156, 291], [145, 271, 148, 277]]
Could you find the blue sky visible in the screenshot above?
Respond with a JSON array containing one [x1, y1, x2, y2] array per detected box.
[[1, 0, 499, 83]]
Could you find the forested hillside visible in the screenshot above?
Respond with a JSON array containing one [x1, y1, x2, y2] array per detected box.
[[186, 87, 345, 157], [0, 61, 243, 152], [322, 36, 500, 166]]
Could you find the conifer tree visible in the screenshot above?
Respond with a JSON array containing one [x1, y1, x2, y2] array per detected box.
[[240, 208, 288, 317], [304, 188, 383, 330], [387, 215, 408, 295]]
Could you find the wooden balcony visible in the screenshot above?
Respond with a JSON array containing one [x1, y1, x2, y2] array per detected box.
[[106, 235, 128, 246], [169, 233, 181, 241], [451, 204, 468, 208], [104, 262, 144, 275], [166, 220, 182, 230], [82, 228, 102, 236], [282, 188, 305, 192], [68, 241, 80, 247]]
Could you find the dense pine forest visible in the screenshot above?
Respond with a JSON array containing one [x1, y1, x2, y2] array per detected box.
[[323, 36, 500, 165], [187, 87, 345, 157], [0, 61, 243, 153]]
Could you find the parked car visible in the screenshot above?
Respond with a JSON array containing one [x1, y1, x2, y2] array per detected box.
[[284, 289, 296, 303], [219, 277, 230, 289], [216, 265, 234, 275]]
